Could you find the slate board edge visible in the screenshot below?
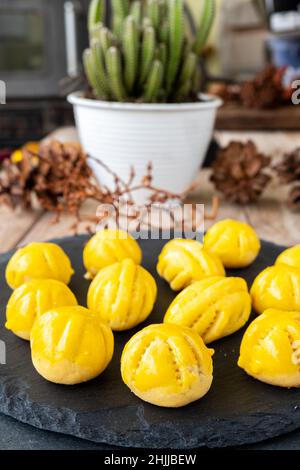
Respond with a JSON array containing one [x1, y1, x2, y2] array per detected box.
[[1, 234, 299, 449], [0, 383, 299, 449]]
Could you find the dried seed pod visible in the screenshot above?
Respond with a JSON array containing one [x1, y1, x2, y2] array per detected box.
[[210, 140, 271, 204]]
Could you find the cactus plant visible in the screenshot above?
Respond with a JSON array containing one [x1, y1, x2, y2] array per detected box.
[[84, 0, 215, 103]]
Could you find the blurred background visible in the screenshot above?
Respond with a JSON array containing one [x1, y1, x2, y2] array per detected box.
[[1, 0, 300, 148]]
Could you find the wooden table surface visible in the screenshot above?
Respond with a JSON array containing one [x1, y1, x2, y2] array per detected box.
[[0, 168, 299, 255]]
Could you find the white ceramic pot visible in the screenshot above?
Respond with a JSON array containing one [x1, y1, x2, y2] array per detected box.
[[68, 92, 222, 202]]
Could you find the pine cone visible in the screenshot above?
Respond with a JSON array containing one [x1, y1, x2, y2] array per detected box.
[[211, 141, 271, 205], [240, 65, 285, 109], [274, 148, 300, 185], [288, 186, 300, 210], [0, 141, 98, 213]]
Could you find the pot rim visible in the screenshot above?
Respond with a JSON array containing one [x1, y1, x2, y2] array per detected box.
[[67, 91, 223, 112]]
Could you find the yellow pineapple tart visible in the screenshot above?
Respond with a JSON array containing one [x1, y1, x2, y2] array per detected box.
[[121, 323, 214, 408], [164, 277, 251, 343], [83, 229, 142, 279], [204, 219, 261, 268], [6, 242, 74, 289], [238, 309, 300, 388], [157, 238, 225, 291], [251, 264, 300, 314], [87, 258, 157, 331], [5, 279, 77, 340], [275, 245, 300, 271], [31, 306, 114, 385]]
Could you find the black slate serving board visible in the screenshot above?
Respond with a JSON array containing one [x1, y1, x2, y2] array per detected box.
[[0, 235, 300, 449]]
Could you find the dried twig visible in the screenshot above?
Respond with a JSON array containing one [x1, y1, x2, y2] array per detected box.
[[0, 141, 219, 233]]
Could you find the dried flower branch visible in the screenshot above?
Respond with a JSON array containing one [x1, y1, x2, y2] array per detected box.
[[0, 140, 219, 232]]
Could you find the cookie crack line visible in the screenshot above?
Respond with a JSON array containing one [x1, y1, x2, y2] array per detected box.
[[189, 298, 226, 336], [200, 309, 220, 340], [286, 330, 300, 369], [166, 340, 183, 387], [111, 265, 123, 316], [178, 245, 203, 267], [183, 334, 204, 378], [122, 266, 138, 328]]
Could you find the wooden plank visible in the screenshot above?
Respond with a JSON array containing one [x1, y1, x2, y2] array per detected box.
[[0, 207, 42, 253], [189, 170, 248, 231], [244, 182, 300, 247], [20, 200, 99, 245], [216, 105, 300, 131]]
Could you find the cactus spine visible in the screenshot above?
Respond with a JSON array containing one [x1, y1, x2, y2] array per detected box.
[[84, 0, 215, 103]]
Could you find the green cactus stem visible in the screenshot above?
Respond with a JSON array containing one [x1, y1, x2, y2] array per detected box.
[[88, 0, 105, 33], [91, 39, 110, 96], [178, 51, 197, 86], [83, 48, 107, 99], [157, 43, 167, 69], [89, 22, 102, 41], [111, 0, 130, 37], [84, 0, 215, 103], [146, 0, 160, 30], [144, 60, 164, 102], [123, 16, 139, 93], [99, 26, 114, 55], [159, 0, 167, 21], [159, 18, 169, 43], [193, 0, 215, 55], [166, 0, 184, 93], [192, 66, 202, 95], [130, 1, 143, 26], [140, 26, 156, 85], [174, 79, 191, 102], [106, 47, 126, 101]]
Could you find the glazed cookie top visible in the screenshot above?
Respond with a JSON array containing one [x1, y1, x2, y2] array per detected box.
[[31, 306, 114, 367], [276, 245, 300, 271], [164, 276, 251, 344], [121, 323, 214, 407], [6, 279, 78, 340], [83, 229, 142, 279], [250, 264, 300, 314], [157, 238, 225, 291], [6, 242, 74, 289], [204, 219, 261, 268], [87, 258, 157, 331], [238, 309, 300, 382]]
